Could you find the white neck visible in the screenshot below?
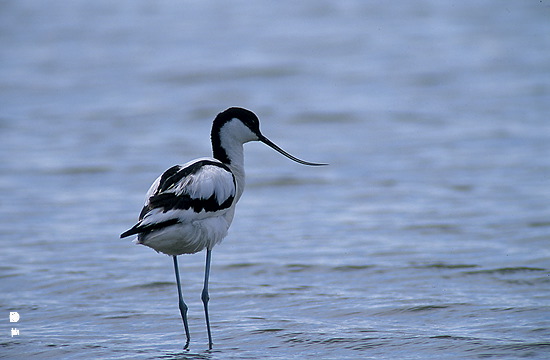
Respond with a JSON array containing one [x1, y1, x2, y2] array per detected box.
[[220, 138, 246, 203], [213, 119, 258, 203]]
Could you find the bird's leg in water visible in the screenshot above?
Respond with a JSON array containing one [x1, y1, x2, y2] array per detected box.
[[173, 256, 190, 350], [201, 249, 213, 350]]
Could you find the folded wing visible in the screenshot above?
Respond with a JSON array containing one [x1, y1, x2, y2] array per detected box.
[[121, 159, 236, 238]]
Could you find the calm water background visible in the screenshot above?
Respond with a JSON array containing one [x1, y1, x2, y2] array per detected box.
[[1, 1, 549, 359]]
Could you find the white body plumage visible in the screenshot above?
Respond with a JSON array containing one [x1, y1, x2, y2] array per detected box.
[[134, 157, 239, 255]]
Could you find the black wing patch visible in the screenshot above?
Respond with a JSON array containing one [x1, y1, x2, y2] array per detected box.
[[143, 160, 235, 215], [143, 190, 234, 215], [121, 160, 236, 239]]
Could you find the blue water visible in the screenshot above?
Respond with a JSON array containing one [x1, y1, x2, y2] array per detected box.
[[1, 1, 549, 359]]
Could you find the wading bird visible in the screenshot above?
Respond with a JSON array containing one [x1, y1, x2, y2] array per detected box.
[[120, 107, 325, 350]]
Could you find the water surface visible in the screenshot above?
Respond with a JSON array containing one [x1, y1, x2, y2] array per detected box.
[[1, 1, 549, 359]]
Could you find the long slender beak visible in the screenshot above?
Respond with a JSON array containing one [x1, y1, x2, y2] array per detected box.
[[259, 135, 328, 166]]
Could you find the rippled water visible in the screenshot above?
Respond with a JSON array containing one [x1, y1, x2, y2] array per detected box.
[[1, 1, 550, 359]]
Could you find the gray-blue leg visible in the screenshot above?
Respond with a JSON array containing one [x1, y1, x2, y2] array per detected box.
[[173, 256, 190, 350], [201, 249, 213, 350]]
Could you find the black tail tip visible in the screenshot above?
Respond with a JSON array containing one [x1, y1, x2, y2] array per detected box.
[[120, 229, 135, 238]]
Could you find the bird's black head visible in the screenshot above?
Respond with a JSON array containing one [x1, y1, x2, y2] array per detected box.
[[211, 107, 327, 166], [211, 107, 262, 164], [212, 107, 262, 138]]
